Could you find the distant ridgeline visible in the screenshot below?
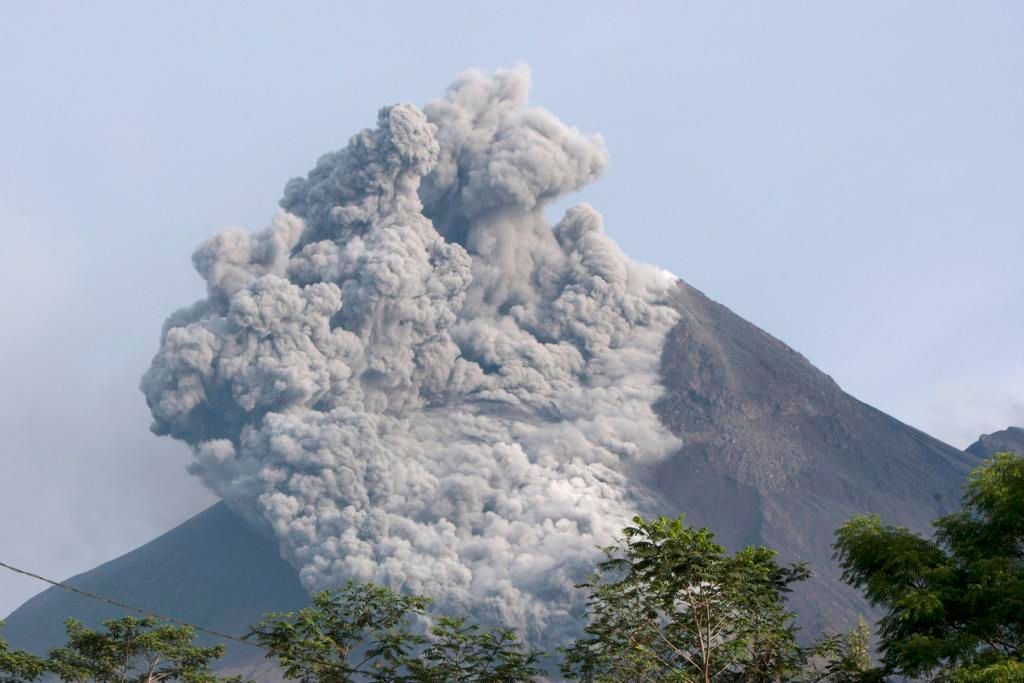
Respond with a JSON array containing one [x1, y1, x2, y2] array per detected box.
[[965, 425, 1024, 458]]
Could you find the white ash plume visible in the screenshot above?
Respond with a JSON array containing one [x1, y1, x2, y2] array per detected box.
[[142, 66, 680, 640]]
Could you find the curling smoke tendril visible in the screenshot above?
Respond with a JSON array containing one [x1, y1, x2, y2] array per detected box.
[[142, 66, 681, 640]]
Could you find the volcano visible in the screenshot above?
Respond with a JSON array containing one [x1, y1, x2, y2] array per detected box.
[[3, 277, 978, 665], [1, 67, 983, 669]]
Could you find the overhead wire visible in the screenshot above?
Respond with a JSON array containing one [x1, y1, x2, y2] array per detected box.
[[0, 559, 359, 677], [0, 559, 261, 650]]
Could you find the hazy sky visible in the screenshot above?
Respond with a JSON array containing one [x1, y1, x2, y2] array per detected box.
[[1, 1, 1021, 618]]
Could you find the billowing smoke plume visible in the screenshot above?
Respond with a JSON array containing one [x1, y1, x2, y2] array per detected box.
[[142, 65, 680, 639]]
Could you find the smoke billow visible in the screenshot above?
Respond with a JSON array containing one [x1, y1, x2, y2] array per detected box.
[[142, 65, 680, 639]]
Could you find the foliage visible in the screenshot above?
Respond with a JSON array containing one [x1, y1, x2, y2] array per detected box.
[[803, 620, 884, 683], [834, 452, 1024, 679], [845, 617, 872, 674], [246, 582, 545, 682], [245, 582, 430, 682], [0, 622, 48, 683], [46, 616, 227, 683], [948, 659, 1024, 682], [402, 616, 544, 682], [560, 515, 817, 682]]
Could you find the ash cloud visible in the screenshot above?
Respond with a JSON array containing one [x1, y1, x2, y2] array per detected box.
[[142, 65, 680, 639]]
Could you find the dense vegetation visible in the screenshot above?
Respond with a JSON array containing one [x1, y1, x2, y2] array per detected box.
[[1, 454, 1020, 682], [833, 452, 1023, 681]]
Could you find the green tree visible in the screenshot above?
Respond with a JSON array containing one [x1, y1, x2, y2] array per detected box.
[[948, 659, 1024, 682], [844, 617, 871, 674], [0, 622, 48, 683], [403, 616, 543, 682], [46, 616, 228, 683], [807, 618, 884, 683], [245, 582, 429, 682], [247, 582, 546, 682], [833, 452, 1024, 680], [560, 515, 815, 682]]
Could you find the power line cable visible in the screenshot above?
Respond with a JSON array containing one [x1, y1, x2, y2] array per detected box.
[[0, 559, 262, 650]]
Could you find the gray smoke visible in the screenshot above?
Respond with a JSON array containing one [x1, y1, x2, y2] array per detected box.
[[142, 65, 680, 640]]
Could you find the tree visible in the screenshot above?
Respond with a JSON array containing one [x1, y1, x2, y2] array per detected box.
[[245, 582, 429, 682], [844, 617, 871, 675], [247, 582, 546, 682], [403, 616, 544, 682], [560, 515, 814, 682], [833, 452, 1024, 680], [806, 618, 884, 683], [948, 659, 1024, 682], [45, 616, 228, 683], [0, 622, 48, 683]]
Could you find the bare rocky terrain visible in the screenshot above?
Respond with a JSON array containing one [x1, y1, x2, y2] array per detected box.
[[965, 425, 1024, 458], [646, 281, 979, 635]]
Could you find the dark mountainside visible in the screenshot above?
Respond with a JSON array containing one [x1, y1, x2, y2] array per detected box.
[[645, 281, 977, 635], [3, 279, 979, 665], [2, 503, 308, 670], [966, 425, 1024, 458]]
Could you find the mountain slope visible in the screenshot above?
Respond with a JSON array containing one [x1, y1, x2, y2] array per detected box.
[[966, 426, 1024, 458], [2, 503, 307, 669], [4, 279, 979, 661], [644, 281, 978, 634]]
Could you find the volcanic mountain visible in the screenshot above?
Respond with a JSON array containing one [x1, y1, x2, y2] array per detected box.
[[3, 277, 978, 665], [1, 67, 984, 669]]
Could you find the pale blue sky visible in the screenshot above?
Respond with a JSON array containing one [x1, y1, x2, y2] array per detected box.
[[1, 1, 1021, 616]]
